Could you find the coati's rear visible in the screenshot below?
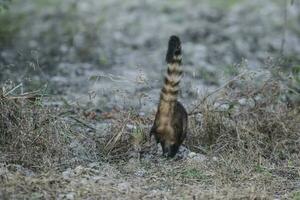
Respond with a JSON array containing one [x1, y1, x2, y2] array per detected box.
[[150, 35, 188, 158]]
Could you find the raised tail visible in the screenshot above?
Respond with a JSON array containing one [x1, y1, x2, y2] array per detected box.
[[151, 35, 187, 157], [160, 35, 183, 102]]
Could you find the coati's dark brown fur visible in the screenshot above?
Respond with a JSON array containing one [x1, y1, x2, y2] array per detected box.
[[150, 35, 188, 157]]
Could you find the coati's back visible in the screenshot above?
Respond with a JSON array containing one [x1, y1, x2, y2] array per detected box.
[[150, 35, 188, 157]]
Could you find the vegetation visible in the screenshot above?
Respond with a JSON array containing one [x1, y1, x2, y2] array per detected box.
[[0, 0, 11, 11], [0, 0, 299, 199], [0, 66, 299, 199]]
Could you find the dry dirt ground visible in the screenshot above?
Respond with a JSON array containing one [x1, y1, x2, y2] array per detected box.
[[1, 0, 300, 199]]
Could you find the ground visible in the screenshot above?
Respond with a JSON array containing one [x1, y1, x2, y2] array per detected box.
[[0, 0, 300, 199]]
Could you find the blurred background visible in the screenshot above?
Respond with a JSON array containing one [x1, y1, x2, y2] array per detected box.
[[0, 0, 299, 112]]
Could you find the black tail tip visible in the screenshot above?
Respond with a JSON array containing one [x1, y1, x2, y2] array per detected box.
[[169, 35, 181, 45], [166, 35, 182, 63]]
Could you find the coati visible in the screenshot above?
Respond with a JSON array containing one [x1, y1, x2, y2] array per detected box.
[[150, 35, 188, 158]]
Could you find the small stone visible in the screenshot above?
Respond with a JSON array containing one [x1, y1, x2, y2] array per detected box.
[[118, 182, 130, 192], [62, 168, 74, 179], [65, 192, 75, 200], [188, 152, 197, 158], [134, 169, 146, 177]]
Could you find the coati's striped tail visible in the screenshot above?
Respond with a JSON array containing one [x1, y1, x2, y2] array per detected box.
[[160, 35, 183, 102], [150, 35, 188, 158]]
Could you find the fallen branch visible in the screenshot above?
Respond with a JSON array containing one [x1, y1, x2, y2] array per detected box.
[[69, 116, 96, 131]]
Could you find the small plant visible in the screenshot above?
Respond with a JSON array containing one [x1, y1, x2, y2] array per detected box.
[[0, 0, 11, 11], [131, 126, 146, 151], [181, 167, 207, 180], [292, 191, 300, 200]]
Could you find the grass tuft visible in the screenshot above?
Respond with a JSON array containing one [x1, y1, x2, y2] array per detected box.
[[187, 69, 300, 163], [0, 88, 98, 171]]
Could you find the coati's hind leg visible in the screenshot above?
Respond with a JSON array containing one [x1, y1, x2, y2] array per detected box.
[[149, 125, 160, 143], [149, 125, 161, 155], [160, 140, 167, 156]]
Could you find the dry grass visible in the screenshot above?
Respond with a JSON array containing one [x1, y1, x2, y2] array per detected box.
[[187, 70, 300, 163], [0, 88, 98, 171], [0, 69, 299, 199], [100, 109, 152, 160]]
